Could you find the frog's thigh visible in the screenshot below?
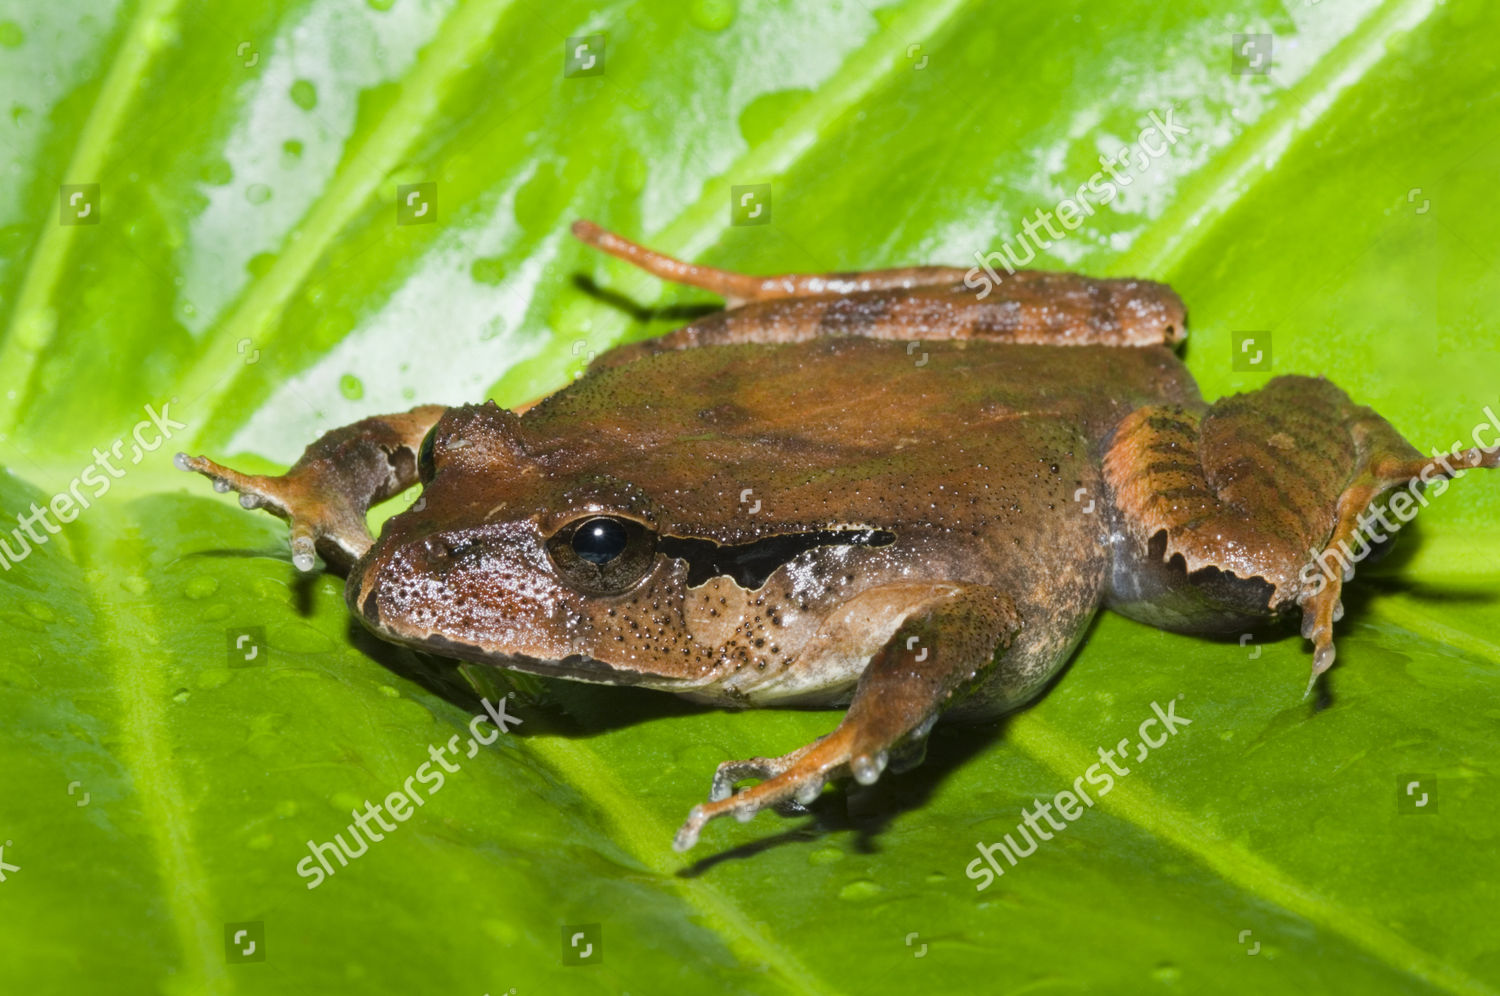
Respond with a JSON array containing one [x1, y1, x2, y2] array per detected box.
[[674, 583, 1018, 850], [1102, 380, 1481, 687], [614, 276, 1186, 360], [177, 405, 445, 572]]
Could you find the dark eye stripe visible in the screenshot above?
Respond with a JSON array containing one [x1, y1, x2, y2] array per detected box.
[[417, 426, 439, 483], [658, 529, 895, 589]]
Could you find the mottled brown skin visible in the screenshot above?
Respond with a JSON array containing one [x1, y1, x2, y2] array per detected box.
[[179, 221, 1498, 852]]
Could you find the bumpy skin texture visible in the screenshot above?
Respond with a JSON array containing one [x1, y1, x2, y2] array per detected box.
[[353, 339, 1199, 715], [178, 222, 1497, 851]]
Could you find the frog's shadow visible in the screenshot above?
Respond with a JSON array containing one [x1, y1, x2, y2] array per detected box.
[[342, 612, 1014, 869], [573, 275, 721, 329]]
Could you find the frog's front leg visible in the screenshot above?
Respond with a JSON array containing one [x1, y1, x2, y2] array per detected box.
[[176, 405, 445, 572], [674, 584, 1019, 852]]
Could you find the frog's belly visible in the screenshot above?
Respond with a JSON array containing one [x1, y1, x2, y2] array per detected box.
[[670, 663, 864, 708]]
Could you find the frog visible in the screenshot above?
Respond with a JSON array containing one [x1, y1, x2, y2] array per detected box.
[[177, 220, 1499, 852]]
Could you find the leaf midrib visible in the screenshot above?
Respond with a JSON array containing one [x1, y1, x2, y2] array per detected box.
[[0, 0, 187, 435], [74, 513, 227, 993], [524, 732, 836, 996], [172, 0, 525, 445], [1122, 0, 1442, 279], [1007, 708, 1495, 996]]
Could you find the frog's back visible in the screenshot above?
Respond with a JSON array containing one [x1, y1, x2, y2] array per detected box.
[[526, 338, 1200, 517]]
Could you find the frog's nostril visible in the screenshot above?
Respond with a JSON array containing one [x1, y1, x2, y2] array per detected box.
[[424, 534, 481, 564]]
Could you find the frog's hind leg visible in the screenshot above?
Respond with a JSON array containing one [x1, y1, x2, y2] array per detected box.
[[573, 220, 1186, 353], [1297, 441, 1500, 693], [571, 219, 968, 308], [674, 583, 1018, 851], [1103, 377, 1500, 694], [176, 405, 445, 573]]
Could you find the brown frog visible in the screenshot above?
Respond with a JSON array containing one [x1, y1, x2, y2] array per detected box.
[[178, 221, 1499, 851]]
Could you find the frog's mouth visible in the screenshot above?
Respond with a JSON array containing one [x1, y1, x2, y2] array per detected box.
[[415, 632, 658, 686]]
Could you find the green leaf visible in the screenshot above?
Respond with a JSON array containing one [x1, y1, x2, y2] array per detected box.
[[2, 0, 1497, 992]]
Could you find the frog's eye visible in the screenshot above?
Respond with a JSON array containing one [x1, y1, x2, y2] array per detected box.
[[572, 517, 629, 564], [546, 515, 657, 595], [417, 426, 439, 484]]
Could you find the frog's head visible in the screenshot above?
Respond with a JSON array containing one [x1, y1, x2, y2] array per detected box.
[[347, 401, 904, 701]]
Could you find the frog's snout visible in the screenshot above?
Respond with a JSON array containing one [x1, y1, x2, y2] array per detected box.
[[347, 528, 479, 626], [346, 517, 561, 652]]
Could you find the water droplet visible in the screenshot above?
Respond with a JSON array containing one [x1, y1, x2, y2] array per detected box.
[[838, 879, 882, 900], [275, 800, 298, 818], [246, 183, 272, 205], [1151, 963, 1181, 984], [122, 576, 150, 596], [250, 713, 286, 737], [290, 79, 318, 111], [183, 575, 219, 600], [172, 688, 191, 703], [739, 89, 811, 147], [247, 832, 274, 850], [689, 0, 736, 31], [377, 684, 400, 698], [808, 847, 844, 866], [513, 163, 562, 235], [478, 314, 505, 341], [247, 252, 276, 278], [387, 697, 436, 727], [470, 257, 506, 286], [144, 16, 179, 51], [619, 148, 648, 195], [481, 918, 519, 944], [281, 140, 303, 168], [0, 21, 24, 47], [331, 791, 362, 813], [200, 158, 233, 186], [193, 667, 234, 690], [268, 621, 333, 655], [339, 373, 364, 400], [23, 601, 55, 622], [366, 0, 396, 9]]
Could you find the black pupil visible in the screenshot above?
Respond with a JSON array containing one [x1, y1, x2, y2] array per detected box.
[[572, 517, 628, 565]]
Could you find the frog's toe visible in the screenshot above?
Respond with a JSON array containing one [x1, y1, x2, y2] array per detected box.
[[176, 452, 369, 572], [708, 743, 820, 802], [674, 731, 863, 851], [1296, 577, 1345, 698], [708, 744, 828, 816], [708, 757, 774, 802]]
